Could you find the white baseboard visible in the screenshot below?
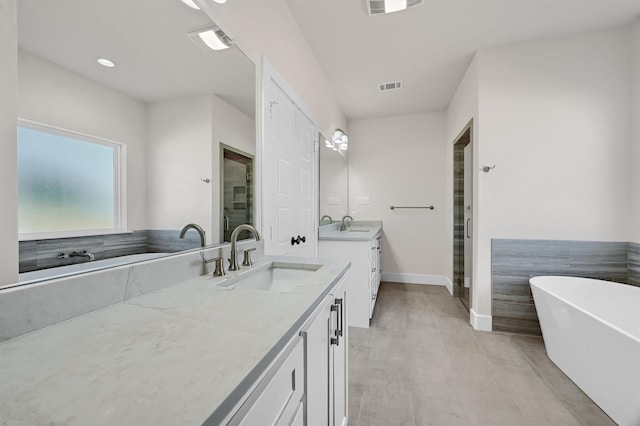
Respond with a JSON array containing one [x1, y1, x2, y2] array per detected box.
[[470, 309, 492, 332], [381, 272, 453, 295]]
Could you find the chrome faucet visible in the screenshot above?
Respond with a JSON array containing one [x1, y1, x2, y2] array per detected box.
[[321, 215, 333, 224], [69, 250, 95, 261], [228, 224, 261, 271], [179, 223, 206, 247], [340, 215, 353, 231]]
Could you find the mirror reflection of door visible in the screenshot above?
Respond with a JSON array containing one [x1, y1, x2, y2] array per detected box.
[[221, 146, 254, 242]]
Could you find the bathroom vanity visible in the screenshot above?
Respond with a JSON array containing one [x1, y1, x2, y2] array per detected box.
[[319, 221, 382, 328], [0, 255, 350, 425]]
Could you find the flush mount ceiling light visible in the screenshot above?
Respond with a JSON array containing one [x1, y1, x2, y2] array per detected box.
[[180, 0, 200, 9], [366, 0, 423, 15], [180, 0, 226, 8], [96, 57, 116, 68], [188, 24, 234, 51]]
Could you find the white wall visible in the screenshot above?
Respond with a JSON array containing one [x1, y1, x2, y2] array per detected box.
[[466, 28, 633, 321], [17, 51, 148, 231], [631, 19, 640, 243], [0, 0, 18, 286], [146, 95, 212, 239], [348, 112, 448, 281]]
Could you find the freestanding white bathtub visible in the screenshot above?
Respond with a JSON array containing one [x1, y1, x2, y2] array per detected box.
[[530, 276, 640, 426], [18, 253, 169, 285]]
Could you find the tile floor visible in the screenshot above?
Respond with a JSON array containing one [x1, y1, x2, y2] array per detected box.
[[347, 282, 615, 426]]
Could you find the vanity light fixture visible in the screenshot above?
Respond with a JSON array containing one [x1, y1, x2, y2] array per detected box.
[[96, 57, 116, 68], [328, 128, 349, 152], [188, 24, 234, 51]]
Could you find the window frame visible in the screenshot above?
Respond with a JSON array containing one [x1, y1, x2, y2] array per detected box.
[[17, 119, 127, 241]]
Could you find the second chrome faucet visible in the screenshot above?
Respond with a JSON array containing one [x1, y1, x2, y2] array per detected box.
[[228, 224, 261, 271]]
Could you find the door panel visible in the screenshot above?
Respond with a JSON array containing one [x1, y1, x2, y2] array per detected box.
[[263, 71, 316, 257], [302, 296, 331, 426]]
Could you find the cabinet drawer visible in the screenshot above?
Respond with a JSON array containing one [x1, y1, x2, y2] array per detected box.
[[235, 337, 304, 426]]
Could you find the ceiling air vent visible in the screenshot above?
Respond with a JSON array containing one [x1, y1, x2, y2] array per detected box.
[[378, 80, 404, 92], [366, 0, 423, 15]]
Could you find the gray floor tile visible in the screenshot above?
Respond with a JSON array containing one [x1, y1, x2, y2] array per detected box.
[[348, 282, 614, 426]]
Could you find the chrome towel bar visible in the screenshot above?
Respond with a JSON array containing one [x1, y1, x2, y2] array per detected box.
[[390, 205, 434, 210]]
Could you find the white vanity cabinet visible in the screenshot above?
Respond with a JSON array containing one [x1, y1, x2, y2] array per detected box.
[[228, 276, 348, 426], [233, 336, 305, 426], [370, 235, 382, 318], [320, 230, 381, 328], [301, 277, 348, 426]]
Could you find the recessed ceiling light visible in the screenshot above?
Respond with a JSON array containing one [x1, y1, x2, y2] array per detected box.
[[96, 57, 116, 68], [180, 0, 200, 9], [213, 0, 227, 3], [188, 25, 234, 51]]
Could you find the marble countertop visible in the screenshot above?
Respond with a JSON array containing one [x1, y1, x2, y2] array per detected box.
[[0, 257, 350, 426], [319, 220, 382, 241]]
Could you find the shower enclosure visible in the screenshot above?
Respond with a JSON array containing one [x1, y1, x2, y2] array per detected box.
[[453, 122, 472, 310], [221, 146, 254, 242]]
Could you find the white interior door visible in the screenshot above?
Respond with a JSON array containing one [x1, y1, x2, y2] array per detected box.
[[294, 109, 316, 257], [262, 62, 317, 257]]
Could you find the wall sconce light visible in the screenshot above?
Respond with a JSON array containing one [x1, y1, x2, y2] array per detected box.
[[329, 128, 348, 152]]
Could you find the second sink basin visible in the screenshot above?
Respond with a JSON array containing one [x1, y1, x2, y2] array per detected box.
[[223, 262, 322, 292]]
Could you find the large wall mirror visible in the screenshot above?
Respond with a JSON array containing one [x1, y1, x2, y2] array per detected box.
[[319, 133, 348, 226], [15, 0, 256, 284]]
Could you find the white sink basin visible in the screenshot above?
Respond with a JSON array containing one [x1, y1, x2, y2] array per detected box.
[[347, 228, 370, 233], [223, 262, 322, 292]]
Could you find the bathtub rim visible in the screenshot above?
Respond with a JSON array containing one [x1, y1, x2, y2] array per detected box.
[[529, 275, 640, 344]]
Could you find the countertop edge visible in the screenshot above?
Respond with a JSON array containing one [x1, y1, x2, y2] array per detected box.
[[319, 227, 382, 241], [202, 259, 351, 425]]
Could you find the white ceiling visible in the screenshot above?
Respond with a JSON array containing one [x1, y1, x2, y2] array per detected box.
[[17, 0, 255, 118], [285, 0, 640, 120]]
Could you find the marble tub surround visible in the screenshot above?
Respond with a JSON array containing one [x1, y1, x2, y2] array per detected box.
[[19, 231, 149, 273], [146, 229, 203, 253], [319, 220, 382, 241], [492, 239, 636, 335], [0, 239, 263, 341], [0, 256, 350, 425]]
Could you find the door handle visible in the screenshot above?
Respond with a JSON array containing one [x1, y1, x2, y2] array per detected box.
[[290, 235, 306, 246], [224, 216, 229, 232], [330, 304, 339, 346], [335, 298, 343, 337], [466, 218, 471, 239]]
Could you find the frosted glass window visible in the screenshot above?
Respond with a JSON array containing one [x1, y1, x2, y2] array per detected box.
[[18, 124, 121, 236]]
